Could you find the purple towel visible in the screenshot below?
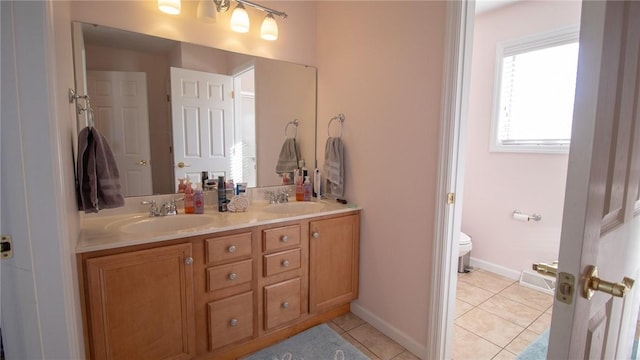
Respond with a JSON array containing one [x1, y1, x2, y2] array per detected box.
[[77, 127, 124, 213]]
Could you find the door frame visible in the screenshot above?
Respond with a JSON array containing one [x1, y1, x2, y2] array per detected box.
[[426, 1, 475, 359]]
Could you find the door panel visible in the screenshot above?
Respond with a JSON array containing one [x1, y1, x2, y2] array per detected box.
[[170, 67, 233, 188], [549, 1, 640, 358]]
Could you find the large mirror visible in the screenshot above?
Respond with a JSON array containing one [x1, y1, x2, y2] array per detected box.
[[72, 22, 316, 197]]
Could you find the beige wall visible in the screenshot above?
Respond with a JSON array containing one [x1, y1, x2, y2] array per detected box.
[[317, 1, 446, 351], [462, 1, 581, 276]]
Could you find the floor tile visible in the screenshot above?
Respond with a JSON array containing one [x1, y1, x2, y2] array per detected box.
[[492, 349, 517, 360], [340, 332, 381, 359], [504, 328, 540, 354], [479, 295, 545, 328], [498, 283, 554, 311], [348, 323, 405, 360], [458, 269, 515, 294], [452, 325, 502, 360], [327, 321, 345, 334], [456, 308, 525, 347], [332, 312, 367, 332], [528, 312, 552, 334], [390, 350, 420, 360], [456, 299, 475, 319], [456, 282, 495, 306]]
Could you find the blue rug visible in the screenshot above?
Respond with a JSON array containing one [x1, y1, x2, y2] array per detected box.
[[516, 329, 549, 360], [243, 324, 369, 360]]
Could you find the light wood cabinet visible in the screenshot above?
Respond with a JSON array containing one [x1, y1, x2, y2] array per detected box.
[[79, 210, 359, 360], [83, 243, 195, 360], [309, 214, 360, 313]]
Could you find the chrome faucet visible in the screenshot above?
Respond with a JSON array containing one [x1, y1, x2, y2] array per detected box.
[[264, 189, 290, 204], [141, 198, 182, 216]]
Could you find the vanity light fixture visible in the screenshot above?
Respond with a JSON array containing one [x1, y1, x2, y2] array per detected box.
[[215, 0, 287, 40], [157, 0, 181, 15], [230, 3, 250, 33]]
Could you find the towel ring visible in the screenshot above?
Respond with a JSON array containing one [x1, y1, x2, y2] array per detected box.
[[285, 119, 299, 139], [328, 113, 345, 138], [69, 88, 95, 128]]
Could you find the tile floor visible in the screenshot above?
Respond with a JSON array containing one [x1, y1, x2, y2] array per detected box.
[[328, 268, 553, 360]]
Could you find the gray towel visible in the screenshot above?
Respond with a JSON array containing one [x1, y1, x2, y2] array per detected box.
[[77, 127, 124, 213], [275, 138, 301, 174], [323, 137, 344, 198]]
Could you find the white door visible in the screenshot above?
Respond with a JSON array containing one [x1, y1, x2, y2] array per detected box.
[[170, 67, 234, 188], [548, 1, 640, 358], [86, 71, 153, 197]]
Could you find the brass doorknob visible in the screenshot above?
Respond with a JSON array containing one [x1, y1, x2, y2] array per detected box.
[[138, 160, 147, 165], [583, 265, 634, 300], [176, 161, 190, 168], [533, 262, 558, 278]]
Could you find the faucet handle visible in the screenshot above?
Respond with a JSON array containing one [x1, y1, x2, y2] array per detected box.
[[141, 200, 159, 216]]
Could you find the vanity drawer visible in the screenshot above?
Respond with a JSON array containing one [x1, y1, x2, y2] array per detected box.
[[206, 232, 252, 265], [262, 225, 301, 252], [208, 291, 254, 350], [264, 278, 301, 330], [206, 259, 253, 292], [263, 249, 301, 277]]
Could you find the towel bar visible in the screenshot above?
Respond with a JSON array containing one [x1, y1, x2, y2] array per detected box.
[[328, 113, 345, 138]]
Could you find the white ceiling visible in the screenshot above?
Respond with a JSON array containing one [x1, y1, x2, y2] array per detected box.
[[475, 0, 521, 14]]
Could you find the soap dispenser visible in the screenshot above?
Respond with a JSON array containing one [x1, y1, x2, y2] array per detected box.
[[295, 170, 304, 201], [303, 176, 312, 201], [184, 181, 195, 214]]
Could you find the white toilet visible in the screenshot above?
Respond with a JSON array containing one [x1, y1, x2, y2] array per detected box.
[[458, 232, 472, 273]]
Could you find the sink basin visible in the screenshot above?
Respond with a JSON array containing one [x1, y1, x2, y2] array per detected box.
[[106, 214, 214, 234], [262, 201, 326, 214]]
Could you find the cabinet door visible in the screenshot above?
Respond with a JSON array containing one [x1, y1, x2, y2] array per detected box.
[[86, 243, 195, 360], [309, 214, 360, 313]]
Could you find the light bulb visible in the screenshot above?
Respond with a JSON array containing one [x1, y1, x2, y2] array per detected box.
[[158, 0, 181, 15], [260, 13, 278, 41], [230, 3, 250, 33]]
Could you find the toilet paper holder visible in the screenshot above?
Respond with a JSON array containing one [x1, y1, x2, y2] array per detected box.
[[513, 210, 542, 222]]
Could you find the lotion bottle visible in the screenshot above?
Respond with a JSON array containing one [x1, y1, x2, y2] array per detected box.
[[194, 186, 204, 214], [295, 170, 304, 201], [303, 176, 312, 201]]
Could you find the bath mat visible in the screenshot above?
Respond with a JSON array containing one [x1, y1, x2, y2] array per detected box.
[[516, 328, 549, 360], [242, 323, 369, 360]]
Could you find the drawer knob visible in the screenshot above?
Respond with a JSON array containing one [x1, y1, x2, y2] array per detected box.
[[184, 257, 193, 265], [281, 301, 289, 309], [229, 319, 238, 327], [281, 235, 289, 242], [312, 232, 319, 239], [228, 272, 238, 280], [281, 260, 290, 267], [227, 245, 237, 253]]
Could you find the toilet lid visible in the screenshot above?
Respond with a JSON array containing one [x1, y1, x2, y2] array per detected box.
[[460, 232, 471, 245]]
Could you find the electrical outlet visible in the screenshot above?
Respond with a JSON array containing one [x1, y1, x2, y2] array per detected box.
[[1, 235, 13, 259]]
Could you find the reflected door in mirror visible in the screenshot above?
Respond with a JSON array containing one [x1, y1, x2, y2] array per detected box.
[[87, 71, 153, 196]]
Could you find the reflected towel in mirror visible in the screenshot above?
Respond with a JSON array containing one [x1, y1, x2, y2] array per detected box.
[[275, 138, 301, 174], [323, 137, 344, 198], [77, 126, 124, 213]]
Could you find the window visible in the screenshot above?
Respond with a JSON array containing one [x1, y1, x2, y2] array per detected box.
[[491, 26, 580, 153]]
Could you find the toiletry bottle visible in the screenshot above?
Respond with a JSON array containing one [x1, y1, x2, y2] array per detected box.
[[217, 176, 227, 212], [313, 168, 321, 199], [194, 188, 204, 214], [303, 176, 312, 201], [177, 178, 186, 193], [184, 181, 195, 214], [295, 170, 304, 201]]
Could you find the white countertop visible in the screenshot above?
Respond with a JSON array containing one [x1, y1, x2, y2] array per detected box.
[[77, 200, 360, 253]]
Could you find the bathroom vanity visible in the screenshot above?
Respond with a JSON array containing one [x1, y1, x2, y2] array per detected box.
[[76, 200, 360, 360]]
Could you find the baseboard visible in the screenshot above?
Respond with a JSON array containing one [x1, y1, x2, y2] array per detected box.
[[350, 302, 427, 359], [469, 257, 521, 280]]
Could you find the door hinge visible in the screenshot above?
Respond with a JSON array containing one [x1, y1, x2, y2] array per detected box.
[[447, 193, 455, 205], [231, 90, 235, 99], [1, 235, 13, 259]]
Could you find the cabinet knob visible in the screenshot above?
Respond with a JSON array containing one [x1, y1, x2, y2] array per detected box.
[[228, 272, 238, 280], [227, 245, 237, 253], [229, 319, 238, 327], [184, 257, 193, 265], [281, 260, 290, 267], [281, 235, 289, 243], [312, 232, 320, 239], [281, 302, 289, 309]]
